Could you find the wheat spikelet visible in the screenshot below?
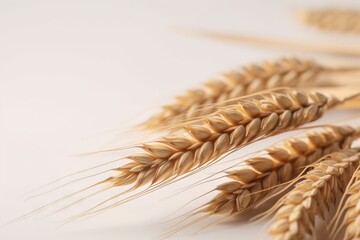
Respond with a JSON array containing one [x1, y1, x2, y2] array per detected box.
[[333, 169, 360, 240], [299, 9, 360, 34], [104, 88, 340, 192], [142, 57, 352, 129], [200, 126, 359, 216], [268, 149, 360, 240]]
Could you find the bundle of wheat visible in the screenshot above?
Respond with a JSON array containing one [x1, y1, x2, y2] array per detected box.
[[21, 50, 360, 240], [34, 88, 346, 219], [142, 58, 359, 129]]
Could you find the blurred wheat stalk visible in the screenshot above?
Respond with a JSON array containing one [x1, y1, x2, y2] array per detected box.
[[298, 8, 360, 34]]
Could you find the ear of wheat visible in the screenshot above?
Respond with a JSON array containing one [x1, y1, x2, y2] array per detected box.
[[200, 126, 359, 216], [142, 57, 355, 129], [268, 149, 360, 240], [299, 9, 360, 34], [107, 88, 340, 191], [332, 169, 360, 240]]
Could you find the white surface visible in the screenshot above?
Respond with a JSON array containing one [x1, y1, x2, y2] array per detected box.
[[1, 1, 360, 240]]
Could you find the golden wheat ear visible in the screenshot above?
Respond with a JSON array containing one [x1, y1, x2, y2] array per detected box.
[[197, 125, 359, 217], [297, 8, 360, 35], [102, 89, 339, 190], [331, 168, 360, 240], [267, 149, 360, 240], [141, 57, 360, 129]]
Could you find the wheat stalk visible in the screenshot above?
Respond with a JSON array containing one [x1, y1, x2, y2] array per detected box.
[[268, 149, 360, 240], [105, 88, 340, 193], [142, 57, 354, 129], [175, 27, 360, 57], [299, 9, 360, 34], [200, 126, 360, 216]]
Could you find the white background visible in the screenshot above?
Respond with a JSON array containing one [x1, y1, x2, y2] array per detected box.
[[1, 0, 360, 239]]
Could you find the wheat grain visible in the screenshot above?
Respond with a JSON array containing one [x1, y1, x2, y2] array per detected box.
[[105, 88, 340, 192], [299, 9, 360, 34], [200, 126, 359, 215], [268, 149, 360, 240], [142, 57, 353, 129]]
